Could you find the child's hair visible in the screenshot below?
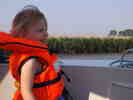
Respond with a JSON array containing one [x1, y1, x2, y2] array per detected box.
[[10, 5, 47, 38]]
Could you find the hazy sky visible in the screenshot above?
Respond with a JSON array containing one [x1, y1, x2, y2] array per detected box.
[[0, 0, 133, 36]]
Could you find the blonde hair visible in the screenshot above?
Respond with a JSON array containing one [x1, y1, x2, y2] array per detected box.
[[10, 5, 47, 37]]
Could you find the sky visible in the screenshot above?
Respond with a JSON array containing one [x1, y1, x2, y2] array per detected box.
[[0, 0, 133, 36]]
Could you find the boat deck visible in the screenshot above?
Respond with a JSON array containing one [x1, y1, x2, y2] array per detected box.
[[1, 64, 133, 100]]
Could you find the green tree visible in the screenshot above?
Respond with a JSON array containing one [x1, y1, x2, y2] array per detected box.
[[108, 30, 117, 36], [119, 29, 133, 36]]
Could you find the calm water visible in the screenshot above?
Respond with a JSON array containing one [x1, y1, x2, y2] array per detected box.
[[61, 59, 115, 67]]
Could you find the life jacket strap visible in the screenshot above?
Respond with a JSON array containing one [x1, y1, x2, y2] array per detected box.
[[14, 71, 63, 89], [33, 71, 63, 88], [14, 70, 70, 89]]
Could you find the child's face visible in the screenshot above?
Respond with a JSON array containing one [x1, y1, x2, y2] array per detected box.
[[25, 19, 48, 42]]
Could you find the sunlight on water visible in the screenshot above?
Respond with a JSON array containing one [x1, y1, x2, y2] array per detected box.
[[61, 59, 115, 67]]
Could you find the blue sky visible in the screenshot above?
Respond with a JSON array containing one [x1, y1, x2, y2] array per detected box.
[[0, 0, 133, 36]]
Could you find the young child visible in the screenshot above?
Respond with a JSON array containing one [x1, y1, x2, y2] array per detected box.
[[9, 5, 64, 100]]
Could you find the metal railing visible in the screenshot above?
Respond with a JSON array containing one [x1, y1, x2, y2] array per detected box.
[[109, 48, 133, 68]]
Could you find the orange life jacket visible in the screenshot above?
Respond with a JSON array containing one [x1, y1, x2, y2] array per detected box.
[[0, 32, 64, 100]]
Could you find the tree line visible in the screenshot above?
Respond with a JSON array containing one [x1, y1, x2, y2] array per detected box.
[[108, 29, 133, 36]]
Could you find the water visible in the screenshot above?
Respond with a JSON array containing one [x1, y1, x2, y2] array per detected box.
[[61, 59, 115, 67]]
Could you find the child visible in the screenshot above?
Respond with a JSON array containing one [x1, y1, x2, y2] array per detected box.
[[9, 5, 64, 100]]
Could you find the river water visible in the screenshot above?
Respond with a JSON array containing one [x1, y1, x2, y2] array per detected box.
[[60, 59, 115, 67]]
